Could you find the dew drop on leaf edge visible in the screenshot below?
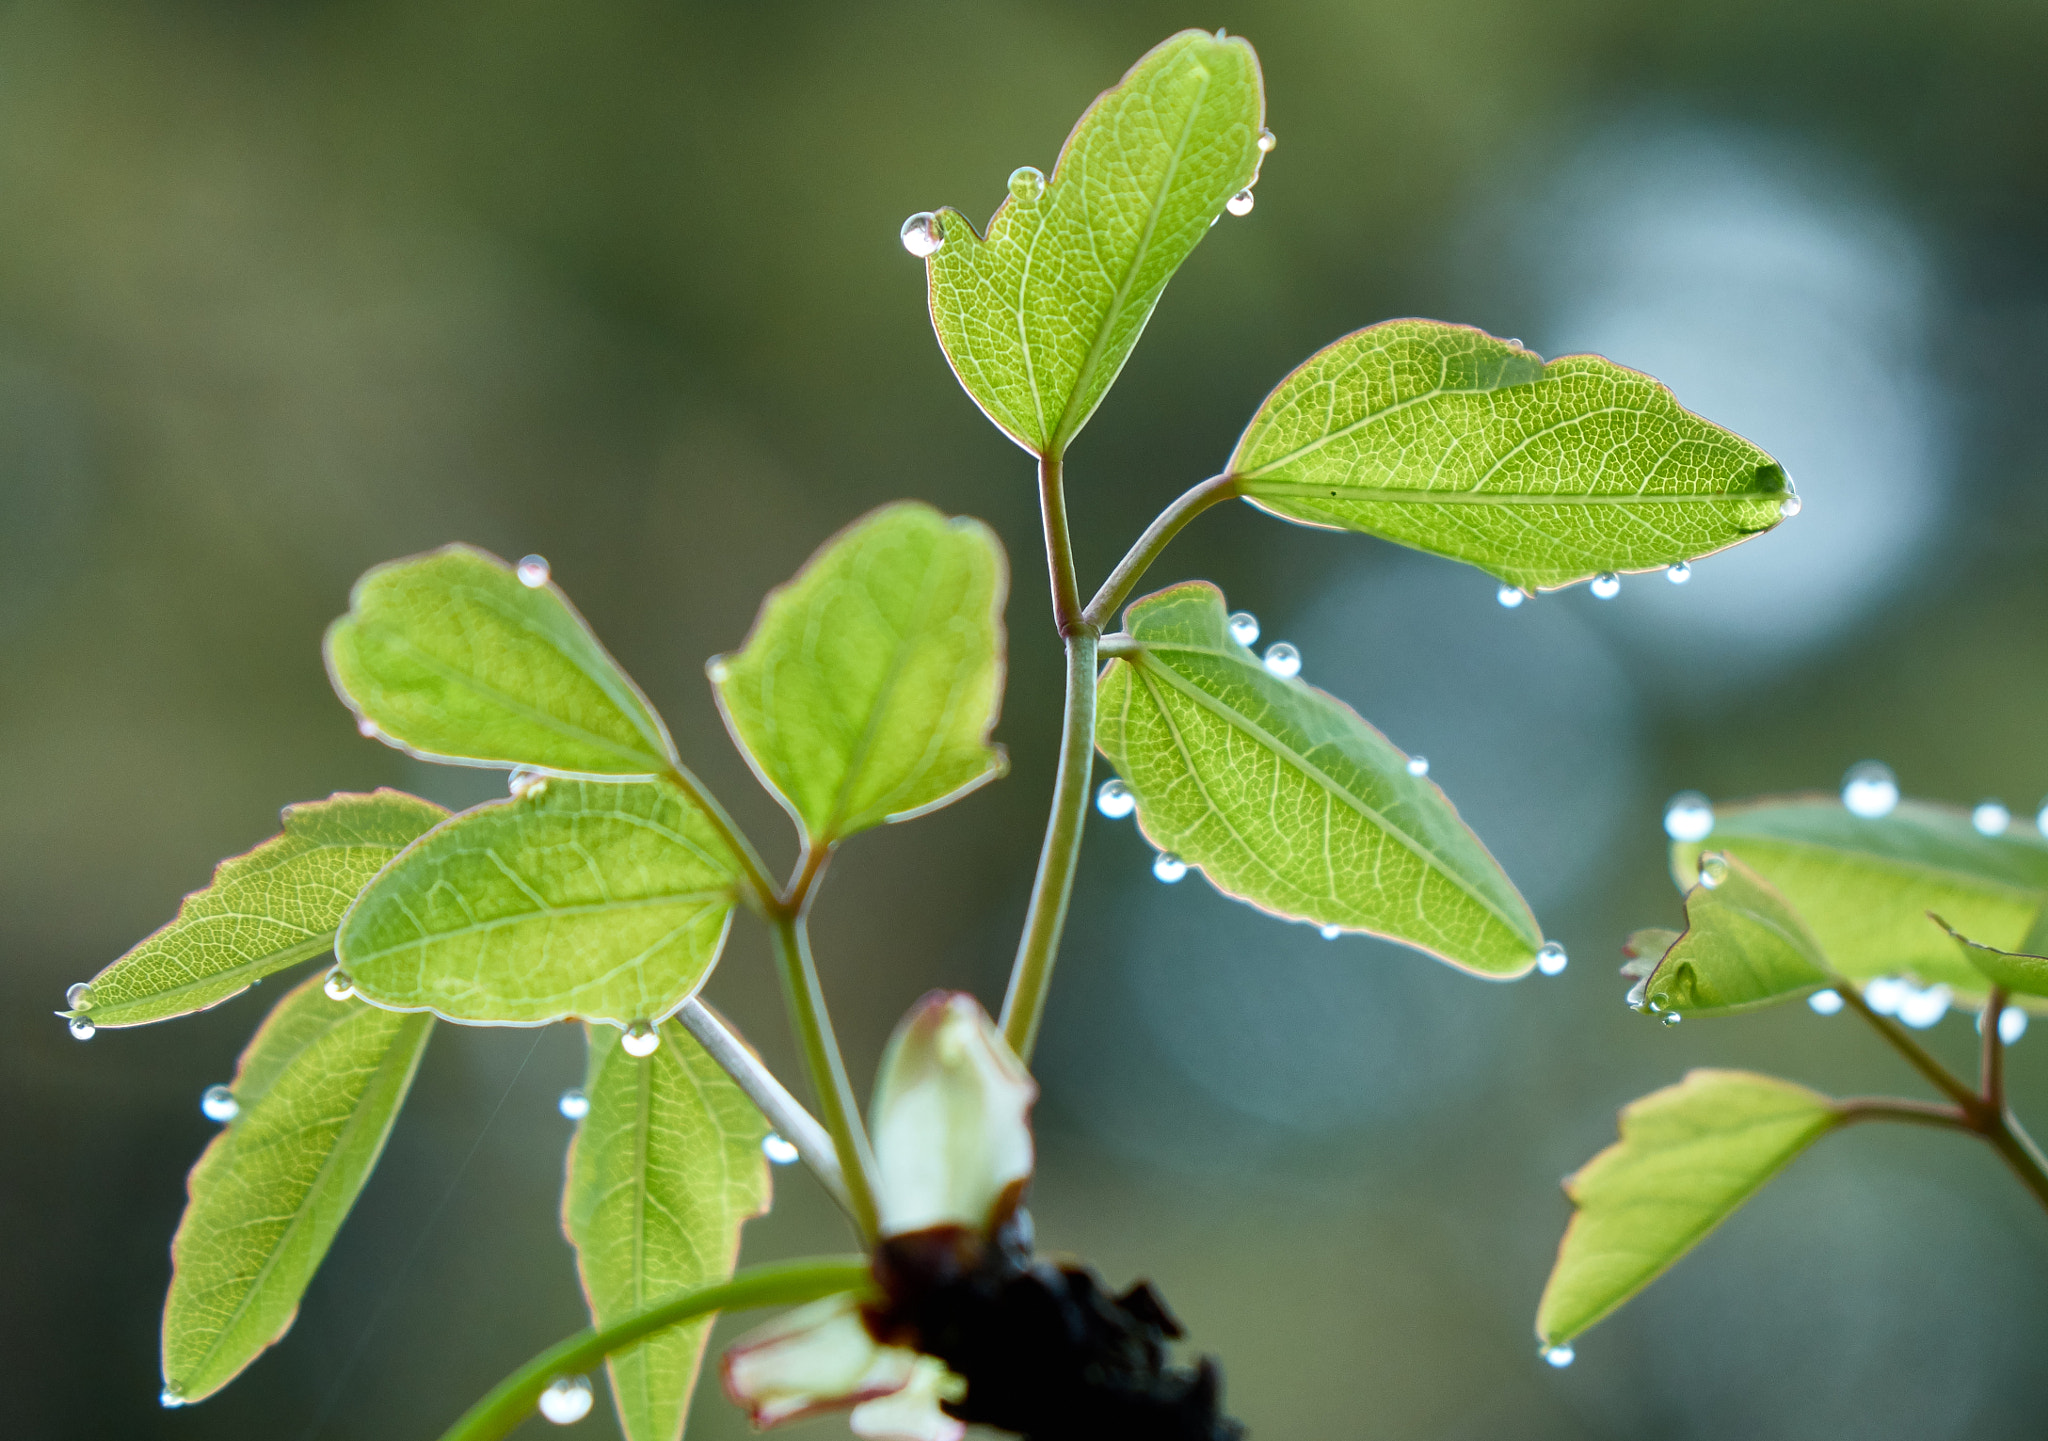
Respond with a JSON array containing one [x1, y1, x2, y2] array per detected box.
[[1973, 800, 2010, 836], [1226, 188, 1255, 216], [1590, 572, 1621, 600], [161, 1385, 185, 1409], [1320, 924, 1341, 940], [1096, 778, 1135, 820], [509, 766, 548, 799], [1663, 791, 1714, 843], [1662, 1012, 1683, 1026], [516, 555, 550, 588], [65, 982, 93, 1012], [324, 969, 356, 1002], [200, 1085, 239, 1123], [1696, 853, 1728, 889], [1842, 761, 1899, 818], [1497, 585, 1525, 609], [900, 212, 944, 258], [1406, 755, 1429, 777], [538, 1375, 594, 1425], [622, 1021, 661, 1057], [1809, 989, 1844, 1015], [1262, 642, 1301, 679], [1536, 941, 1567, 976], [1542, 1345, 1574, 1368], [1257, 127, 1277, 153], [1227, 610, 1260, 646], [558, 1088, 589, 1121], [1007, 165, 1045, 203], [1666, 560, 1692, 584], [357, 716, 381, 739], [763, 1133, 801, 1165], [1153, 852, 1188, 883], [69, 1016, 95, 1041], [1780, 493, 1803, 518]]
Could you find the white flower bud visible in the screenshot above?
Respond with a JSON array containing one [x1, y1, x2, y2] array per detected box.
[[851, 1355, 968, 1441], [721, 1293, 916, 1428]]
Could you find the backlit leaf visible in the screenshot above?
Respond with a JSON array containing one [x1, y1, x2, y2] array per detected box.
[[923, 30, 1265, 455], [1536, 1069, 1840, 1347], [1672, 799, 2048, 989], [713, 503, 1007, 845], [1933, 915, 2048, 998], [1640, 857, 1832, 1017], [163, 975, 434, 1402], [1096, 581, 1540, 976], [564, 1020, 771, 1441], [325, 544, 677, 777], [337, 780, 743, 1027], [72, 791, 444, 1028], [1228, 320, 1789, 591]]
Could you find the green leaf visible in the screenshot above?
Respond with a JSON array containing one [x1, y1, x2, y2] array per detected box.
[[1227, 320, 1790, 591], [163, 974, 434, 1402], [1096, 581, 1541, 976], [1639, 856, 1832, 1017], [712, 502, 1008, 845], [1536, 1069, 1841, 1347], [923, 29, 1265, 455], [564, 1019, 772, 1441], [1933, 915, 2048, 998], [70, 791, 445, 1029], [325, 544, 677, 777], [337, 780, 744, 1027], [1673, 799, 2048, 989]]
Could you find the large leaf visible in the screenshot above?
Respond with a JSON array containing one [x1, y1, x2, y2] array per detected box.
[[337, 780, 743, 1026], [70, 791, 444, 1029], [1096, 582, 1540, 976], [1639, 856, 1832, 1017], [1536, 1069, 1840, 1347], [1227, 320, 1789, 591], [564, 1020, 772, 1441], [162, 975, 434, 1402], [1674, 799, 2048, 989], [326, 544, 677, 777], [923, 29, 1265, 456], [713, 503, 1007, 845]]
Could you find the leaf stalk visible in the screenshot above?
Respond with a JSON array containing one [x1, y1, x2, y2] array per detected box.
[[1083, 472, 1240, 630], [768, 910, 880, 1241]]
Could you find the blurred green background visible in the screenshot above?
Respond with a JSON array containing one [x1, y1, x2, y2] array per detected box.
[[8, 1, 2048, 1437]]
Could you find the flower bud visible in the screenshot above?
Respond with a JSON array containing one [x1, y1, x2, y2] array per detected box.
[[721, 1293, 917, 1428]]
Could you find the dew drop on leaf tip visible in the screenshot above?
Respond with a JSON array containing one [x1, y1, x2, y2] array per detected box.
[[1663, 791, 1714, 843], [516, 554, 550, 588], [1808, 989, 1844, 1015], [1152, 852, 1188, 884], [356, 716, 382, 739], [65, 982, 94, 1012], [1542, 1345, 1575, 1368], [622, 1021, 661, 1057], [1406, 755, 1430, 777], [1590, 572, 1621, 600], [1096, 778, 1135, 820], [1226, 189, 1255, 217], [762, 1133, 801, 1165], [1779, 493, 1803, 518], [1227, 610, 1260, 646], [1661, 1012, 1683, 1027], [538, 1375, 594, 1425], [160, 1385, 186, 1410], [1262, 642, 1300, 679], [323, 969, 356, 1002], [1973, 800, 2010, 836], [1007, 166, 1045, 203], [1666, 561, 1692, 585], [1496, 585, 1525, 609], [900, 211, 944, 257], [200, 1085, 239, 1123], [1536, 942, 1568, 976], [1696, 854, 1728, 889], [557, 1088, 589, 1121], [1841, 761, 1898, 818], [68, 1016, 95, 1041], [706, 654, 732, 683]]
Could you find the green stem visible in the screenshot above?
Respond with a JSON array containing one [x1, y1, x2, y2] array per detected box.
[[1038, 450, 1083, 633], [664, 763, 778, 915], [432, 1256, 872, 1441], [770, 912, 880, 1241], [1082, 472, 1240, 630], [1837, 982, 1982, 1112], [1982, 985, 2008, 1112]]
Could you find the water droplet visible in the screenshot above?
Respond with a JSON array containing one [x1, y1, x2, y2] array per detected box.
[[201, 1085, 239, 1123], [1227, 610, 1260, 646], [1496, 585, 1525, 609], [1974, 800, 2011, 836], [1864, 977, 1906, 1016], [324, 969, 356, 1002], [621, 1021, 661, 1058], [357, 716, 382, 739], [1262, 642, 1300, 679], [1542, 1344, 1575, 1368], [762, 1133, 801, 1165], [1842, 761, 1899, 818], [1256, 128, 1277, 153], [705, 655, 732, 684], [1662, 1011, 1683, 1027], [538, 1374, 594, 1425], [1226, 188, 1255, 217], [2001, 1006, 2029, 1045], [1095, 778, 1136, 820], [1152, 852, 1188, 884], [1666, 561, 1692, 584], [1319, 924, 1342, 940], [1007, 166, 1045, 203], [1779, 493, 1803, 518], [1590, 572, 1621, 600], [65, 982, 95, 1012], [161, 1384, 186, 1409], [900, 211, 944, 257], [1647, 993, 1667, 1013], [1808, 989, 1844, 1015], [1625, 977, 1648, 1011], [509, 766, 549, 800], [69, 1016, 96, 1041], [1536, 941, 1568, 976], [1696, 853, 1729, 889], [1663, 792, 1715, 843], [2038, 798, 2048, 836], [516, 555, 550, 588], [1897, 983, 1951, 1029], [1406, 755, 1430, 777], [558, 1088, 589, 1121]]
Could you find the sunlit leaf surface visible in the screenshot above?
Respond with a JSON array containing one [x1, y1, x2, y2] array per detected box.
[[564, 1020, 771, 1441], [924, 30, 1265, 455], [1934, 915, 2048, 998], [337, 780, 742, 1026], [74, 791, 444, 1028], [1641, 856, 1832, 1017], [1096, 581, 1540, 976], [714, 502, 1007, 844], [1229, 320, 1789, 591], [163, 975, 434, 1402], [1536, 1069, 1840, 1346]]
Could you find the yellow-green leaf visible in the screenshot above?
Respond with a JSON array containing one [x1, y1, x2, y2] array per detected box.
[[1640, 856, 1832, 1017]]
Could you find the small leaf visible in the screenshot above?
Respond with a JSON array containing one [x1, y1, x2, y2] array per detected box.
[[74, 791, 444, 1029], [325, 544, 678, 777], [337, 780, 743, 1026], [1228, 320, 1789, 591], [1096, 581, 1540, 976], [1536, 1069, 1841, 1347], [564, 1019, 771, 1441], [1673, 798, 2048, 989], [1641, 857, 1832, 1017], [163, 975, 434, 1402], [1933, 915, 2048, 998], [714, 503, 1008, 845], [924, 30, 1265, 455]]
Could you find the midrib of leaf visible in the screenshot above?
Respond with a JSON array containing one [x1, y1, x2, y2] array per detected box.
[[354, 891, 732, 953], [96, 932, 336, 1021], [1127, 649, 1528, 936], [1232, 380, 1489, 477], [1240, 482, 1777, 506], [1050, 58, 1213, 448]]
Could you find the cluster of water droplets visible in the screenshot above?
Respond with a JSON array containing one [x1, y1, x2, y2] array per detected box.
[[538, 1374, 594, 1425], [762, 1133, 801, 1165], [558, 1088, 590, 1120], [1864, 976, 1952, 1029], [516, 554, 551, 589], [64, 982, 96, 1039], [201, 1085, 239, 1123], [621, 1021, 661, 1057]]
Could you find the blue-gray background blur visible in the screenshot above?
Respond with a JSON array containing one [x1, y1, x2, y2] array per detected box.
[[7, 1, 2048, 1437]]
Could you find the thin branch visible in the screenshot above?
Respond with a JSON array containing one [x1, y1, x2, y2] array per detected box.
[[1038, 451, 1085, 635], [1834, 1095, 1971, 1130], [1836, 981, 1983, 1113], [1082, 472, 1241, 630], [432, 1256, 873, 1441], [677, 1000, 854, 1220], [769, 914, 880, 1241], [1983, 985, 2009, 1113]]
